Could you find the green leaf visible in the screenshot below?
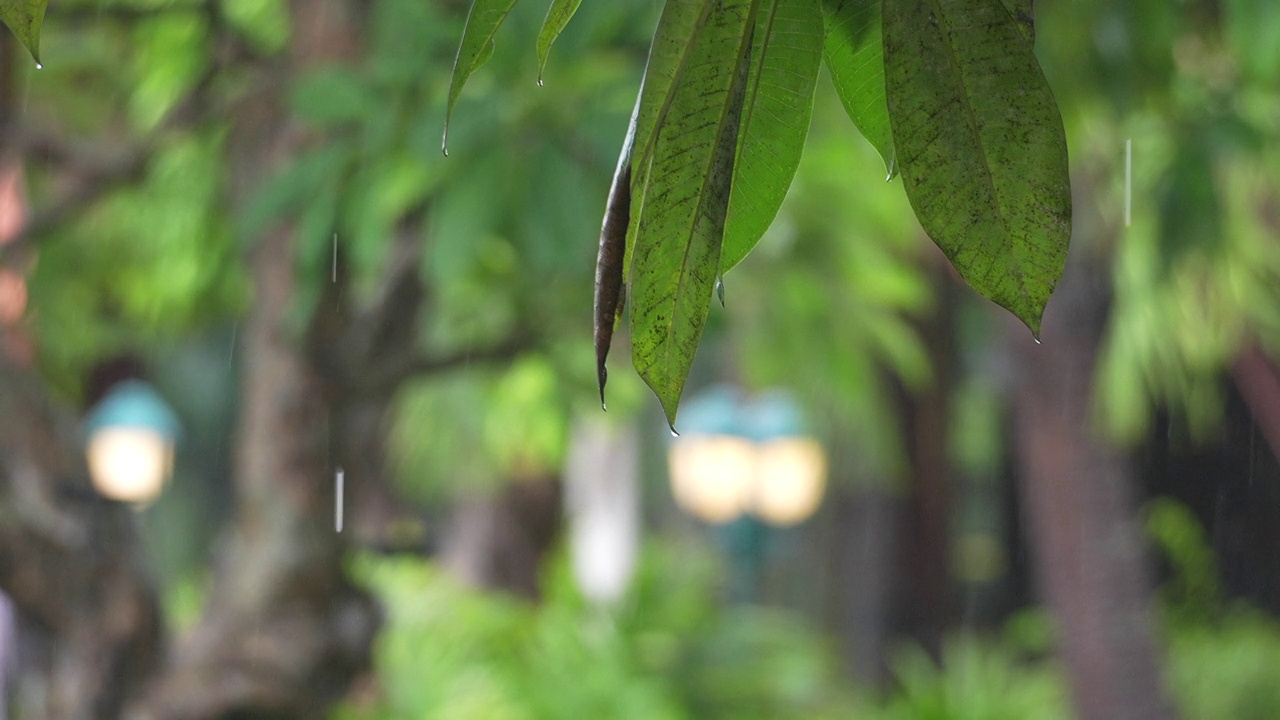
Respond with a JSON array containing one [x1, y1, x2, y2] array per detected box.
[[535, 0, 584, 85], [622, 0, 733, 283], [0, 0, 46, 64], [719, 0, 824, 273], [822, 0, 894, 175], [1000, 0, 1034, 42], [443, 0, 522, 155], [620, 0, 707, 296], [882, 0, 1071, 335], [629, 0, 757, 428]]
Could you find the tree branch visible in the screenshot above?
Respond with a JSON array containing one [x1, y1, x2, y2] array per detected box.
[[356, 332, 535, 397]]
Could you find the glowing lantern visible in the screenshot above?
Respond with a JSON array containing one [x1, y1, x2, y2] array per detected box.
[[84, 380, 180, 505], [668, 387, 826, 527]]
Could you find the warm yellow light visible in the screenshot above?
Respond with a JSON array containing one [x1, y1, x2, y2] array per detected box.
[[753, 438, 826, 526], [86, 427, 174, 504], [670, 435, 827, 526], [668, 435, 756, 524]]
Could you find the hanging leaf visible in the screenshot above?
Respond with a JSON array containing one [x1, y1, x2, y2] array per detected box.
[[535, 0, 584, 84], [0, 0, 46, 64], [594, 102, 637, 410], [619, 1, 715, 300], [629, 0, 757, 428], [883, 0, 1071, 336], [719, 0, 824, 273], [442, 0, 522, 155], [822, 0, 893, 175]]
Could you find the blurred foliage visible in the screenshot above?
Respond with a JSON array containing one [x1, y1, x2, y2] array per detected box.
[[1033, 0, 1280, 443], [28, 131, 247, 395], [1168, 610, 1280, 720], [334, 541, 858, 720], [876, 632, 1069, 720], [333, 528, 1280, 720], [1145, 497, 1221, 626], [1149, 497, 1280, 719]]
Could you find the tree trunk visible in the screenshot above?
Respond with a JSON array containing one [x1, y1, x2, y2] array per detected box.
[[135, 1, 380, 716], [440, 476, 562, 600], [896, 263, 958, 656], [137, 228, 378, 719], [829, 488, 900, 688], [1010, 256, 1176, 720]]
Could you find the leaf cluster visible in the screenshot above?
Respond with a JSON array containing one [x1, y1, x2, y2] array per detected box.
[[445, 0, 1072, 427]]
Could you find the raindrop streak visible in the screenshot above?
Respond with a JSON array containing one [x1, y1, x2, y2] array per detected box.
[[335, 468, 344, 533], [1124, 138, 1132, 227], [715, 277, 725, 308]]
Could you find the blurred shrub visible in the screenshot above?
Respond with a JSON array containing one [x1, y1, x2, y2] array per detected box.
[[1168, 609, 1280, 720], [332, 541, 857, 720], [1144, 497, 1221, 626], [329, 499, 1280, 720], [1145, 497, 1280, 720], [876, 628, 1070, 720]]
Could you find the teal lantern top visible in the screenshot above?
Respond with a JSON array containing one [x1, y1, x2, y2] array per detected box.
[[84, 380, 182, 441], [677, 385, 808, 441]]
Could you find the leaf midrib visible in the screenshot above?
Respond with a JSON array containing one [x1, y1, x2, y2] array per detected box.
[[923, 0, 1029, 300]]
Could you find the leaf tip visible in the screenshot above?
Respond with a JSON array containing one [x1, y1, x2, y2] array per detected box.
[[1022, 312, 1044, 342], [597, 363, 608, 411], [661, 399, 680, 437]]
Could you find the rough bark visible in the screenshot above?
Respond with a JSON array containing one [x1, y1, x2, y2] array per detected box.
[[134, 2, 380, 717], [1010, 256, 1176, 720], [136, 229, 379, 719]]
